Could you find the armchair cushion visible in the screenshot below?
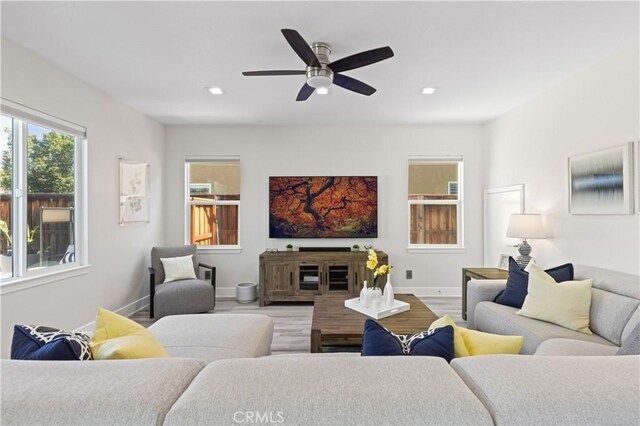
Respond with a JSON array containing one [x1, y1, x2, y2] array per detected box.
[[151, 246, 198, 285], [154, 279, 214, 318]]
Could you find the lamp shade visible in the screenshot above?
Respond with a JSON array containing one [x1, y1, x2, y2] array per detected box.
[[506, 214, 546, 239]]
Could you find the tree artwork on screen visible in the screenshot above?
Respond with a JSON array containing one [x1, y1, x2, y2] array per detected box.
[[269, 176, 377, 238]]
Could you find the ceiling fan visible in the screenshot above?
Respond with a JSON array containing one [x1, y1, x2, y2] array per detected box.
[[242, 29, 394, 101]]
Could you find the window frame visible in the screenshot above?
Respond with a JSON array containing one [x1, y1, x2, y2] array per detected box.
[[0, 99, 89, 290], [407, 156, 465, 253], [184, 156, 242, 253]]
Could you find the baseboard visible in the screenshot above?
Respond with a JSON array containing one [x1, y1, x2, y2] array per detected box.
[[212, 286, 460, 300], [393, 286, 461, 298], [75, 296, 150, 332]]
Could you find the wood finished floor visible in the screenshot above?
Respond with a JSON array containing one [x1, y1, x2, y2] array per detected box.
[[129, 296, 465, 355]]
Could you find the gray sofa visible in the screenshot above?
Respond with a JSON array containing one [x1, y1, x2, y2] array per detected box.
[[467, 265, 640, 354], [1, 266, 639, 425]]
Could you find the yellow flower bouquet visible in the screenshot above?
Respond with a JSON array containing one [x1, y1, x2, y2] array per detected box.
[[366, 249, 392, 288]]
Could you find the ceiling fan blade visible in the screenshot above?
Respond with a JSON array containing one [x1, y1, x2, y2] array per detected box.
[[333, 74, 376, 96], [296, 83, 315, 101], [281, 29, 321, 68], [242, 70, 306, 76], [328, 46, 394, 73]]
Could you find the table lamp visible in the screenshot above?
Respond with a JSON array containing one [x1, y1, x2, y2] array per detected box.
[[506, 213, 546, 269]]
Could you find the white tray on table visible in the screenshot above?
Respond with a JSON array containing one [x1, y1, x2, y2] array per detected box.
[[344, 297, 410, 319]]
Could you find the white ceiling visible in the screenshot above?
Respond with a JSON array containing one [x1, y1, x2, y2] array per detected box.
[[1, 1, 638, 126]]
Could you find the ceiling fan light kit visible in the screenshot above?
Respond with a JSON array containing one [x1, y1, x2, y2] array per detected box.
[[242, 29, 394, 101]]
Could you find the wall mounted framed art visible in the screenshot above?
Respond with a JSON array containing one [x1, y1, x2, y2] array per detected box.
[[119, 159, 150, 224], [568, 142, 634, 215], [269, 176, 377, 238]]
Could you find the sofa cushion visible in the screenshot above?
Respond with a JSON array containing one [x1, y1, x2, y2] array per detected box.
[[474, 301, 614, 354], [164, 356, 494, 425], [451, 355, 640, 425], [617, 323, 640, 355], [11, 325, 92, 361], [589, 288, 639, 346], [0, 358, 204, 426], [516, 264, 592, 334], [534, 338, 619, 356], [148, 313, 274, 363], [361, 319, 454, 361], [574, 265, 640, 299], [494, 257, 574, 308]]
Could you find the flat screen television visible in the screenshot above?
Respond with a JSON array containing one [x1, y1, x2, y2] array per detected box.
[[269, 176, 378, 238]]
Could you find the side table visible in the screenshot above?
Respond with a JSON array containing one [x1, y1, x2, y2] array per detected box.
[[461, 268, 509, 320]]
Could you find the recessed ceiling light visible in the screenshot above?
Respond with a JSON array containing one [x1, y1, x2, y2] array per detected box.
[[421, 87, 437, 95], [316, 87, 329, 95], [207, 87, 224, 95]]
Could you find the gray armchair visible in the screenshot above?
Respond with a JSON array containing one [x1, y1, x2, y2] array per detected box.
[[149, 245, 216, 319]]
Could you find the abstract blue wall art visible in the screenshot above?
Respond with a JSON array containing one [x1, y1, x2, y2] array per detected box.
[[569, 142, 634, 214]]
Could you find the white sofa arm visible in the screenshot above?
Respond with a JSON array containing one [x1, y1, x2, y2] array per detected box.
[[466, 279, 507, 330]]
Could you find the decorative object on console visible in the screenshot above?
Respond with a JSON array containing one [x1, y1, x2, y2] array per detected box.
[[494, 257, 574, 309], [242, 28, 394, 102], [506, 213, 546, 268], [498, 254, 510, 270], [361, 319, 454, 361], [568, 142, 634, 215], [286, 244, 293, 251], [119, 159, 150, 224], [11, 325, 92, 361], [516, 264, 593, 334], [269, 176, 377, 238], [352, 244, 360, 252]]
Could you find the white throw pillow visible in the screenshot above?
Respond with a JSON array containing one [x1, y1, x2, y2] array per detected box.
[[516, 263, 593, 334], [160, 255, 197, 283]]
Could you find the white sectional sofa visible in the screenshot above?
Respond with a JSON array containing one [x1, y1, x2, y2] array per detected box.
[[1, 267, 639, 425]]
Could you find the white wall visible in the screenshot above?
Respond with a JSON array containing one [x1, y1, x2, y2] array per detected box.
[[0, 39, 165, 357], [165, 125, 484, 297], [483, 43, 640, 274]]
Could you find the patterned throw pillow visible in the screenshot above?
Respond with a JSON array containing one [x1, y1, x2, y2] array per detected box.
[[361, 319, 454, 362], [11, 325, 92, 361]]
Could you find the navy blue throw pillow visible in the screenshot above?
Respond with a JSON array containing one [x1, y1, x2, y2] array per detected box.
[[361, 319, 454, 362], [11, 325, 92, 361], [494, 257, 574, 308]]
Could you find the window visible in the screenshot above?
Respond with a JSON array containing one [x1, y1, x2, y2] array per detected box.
[[1, 101, 86, 282], [408, 157, 463, 249], [185, 158, 240, 249]]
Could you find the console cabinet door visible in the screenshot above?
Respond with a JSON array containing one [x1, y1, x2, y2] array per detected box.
[[352, 262, 371, 293], [293, 261, 322, 296], [324, 261, 352, 293], [265, 260, 292, 297]]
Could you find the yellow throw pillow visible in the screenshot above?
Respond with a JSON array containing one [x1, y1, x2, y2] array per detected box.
[[458, 327, 524, 355], [428, 315, 469, 358], [516, 263, 593, 334], [89, 308, 169, 359]]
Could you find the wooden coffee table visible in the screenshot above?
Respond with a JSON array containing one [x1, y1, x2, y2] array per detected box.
[[310, 293, 439, 353]]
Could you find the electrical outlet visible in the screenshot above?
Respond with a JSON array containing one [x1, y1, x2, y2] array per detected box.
[[204, 270, 212, 280], [406, 270, 413, 279]]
